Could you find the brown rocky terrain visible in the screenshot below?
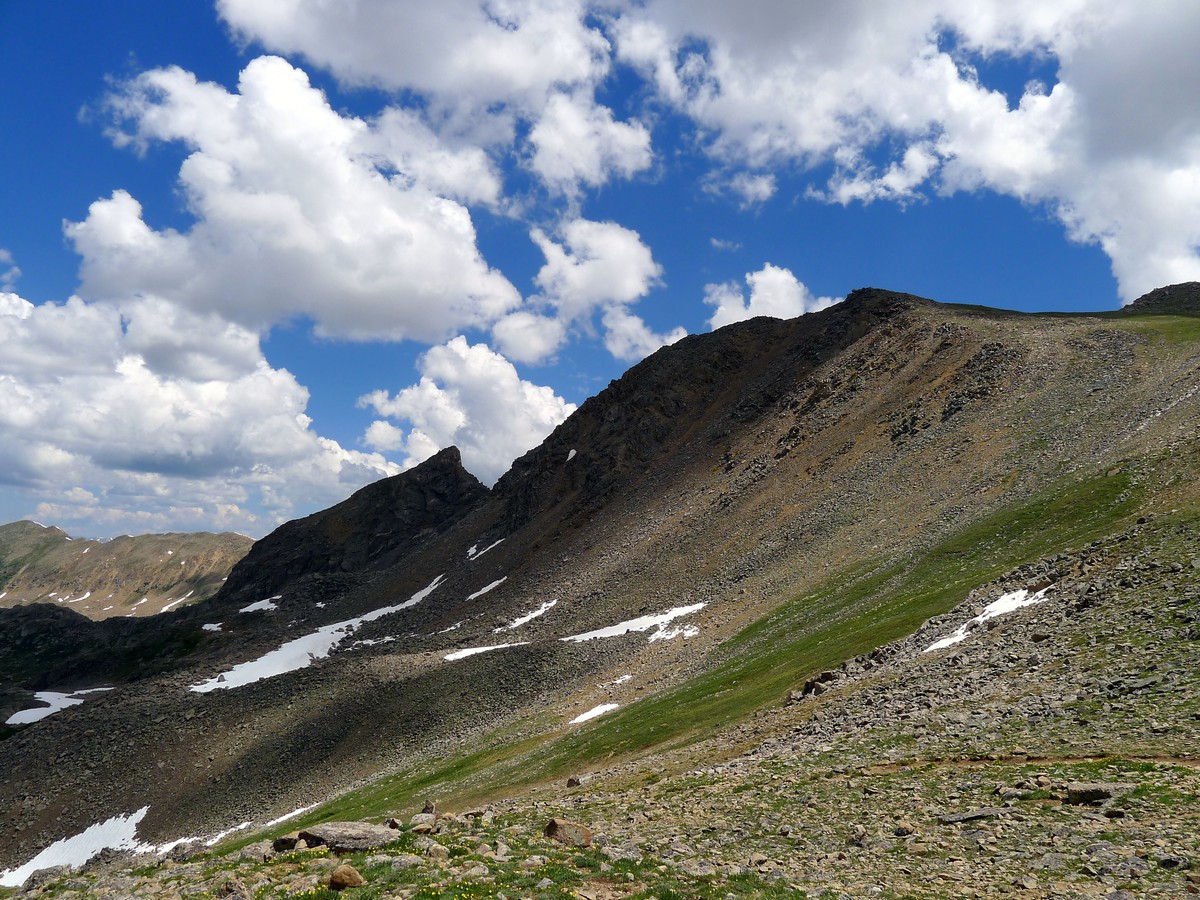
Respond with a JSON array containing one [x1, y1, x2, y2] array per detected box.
[[0, 521, 251, 620], [1, 284, 1198, 897]]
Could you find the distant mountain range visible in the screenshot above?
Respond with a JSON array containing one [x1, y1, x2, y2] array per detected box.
[[0, 520, 250, 620], [2, 284, 1199, 893]]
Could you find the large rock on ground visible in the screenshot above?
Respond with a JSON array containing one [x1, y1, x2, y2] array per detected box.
[[544, 818, 593, 847], [297, 821, 401, 853]]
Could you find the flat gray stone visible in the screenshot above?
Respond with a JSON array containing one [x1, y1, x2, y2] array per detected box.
[[937, 806, 1007, 824], [298, 821, 401, 853]]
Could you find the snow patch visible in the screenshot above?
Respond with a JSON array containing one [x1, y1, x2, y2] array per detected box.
[[161, 591, 194, 613], [404, 574, 445, 607], [5, 688, 114, 726], [467, 577, 507, 601], [650, 623, 700, 642], [191, 576, 446, 692], [570, 703, 618, 724], [495, 599, 556, 632], [467, 538, 504, 560], [82, 547, 89, 554], [202, 623, 223, 632], [567, 448, 577, 462], [262, 803, 318, 829], [924, 587, 1053, 652], [67, 591, 92, 604], [603, 674, 633, 687], [444, 642, 528, 661], [561, 603, 706, 643], [239, 595, 282, 613], [0, 807, 150, 887]]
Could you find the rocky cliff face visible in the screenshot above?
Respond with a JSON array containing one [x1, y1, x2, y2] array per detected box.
[[217, 446, 490, 606], [2, 285, 1199, 877]]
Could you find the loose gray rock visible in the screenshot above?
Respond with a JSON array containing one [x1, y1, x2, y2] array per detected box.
[[937, 807, 1007, 824], [1065, 782, 1133, 805], [298, 821, 403, 853]]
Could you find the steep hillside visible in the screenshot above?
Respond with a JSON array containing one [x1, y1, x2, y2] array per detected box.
[[0, 522, 251, 620], [2, 285, 1199, 890]]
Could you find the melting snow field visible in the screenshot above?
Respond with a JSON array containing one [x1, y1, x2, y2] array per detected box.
[[561, 603, 706, 643], [0, 802, 322, 888], [5, 688, 113, 726], [467, 577, 507, 601], [444, 642, 528, 661], [925, 587, 1052, 652], [239, 595, 282, 613], [570, 702, 618, 724], [495, 599, 556, 632], [191, 575, 445, 692], [0, 807, 150, 887]]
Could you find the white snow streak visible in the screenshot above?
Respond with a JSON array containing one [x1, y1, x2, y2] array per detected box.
[[160, 591, 194, 613], [239, 595, 282, 613], [495, 599, 556, 632], [467, 577, 507, 600], [570, 703, 618, 724], [202, 623, 223, 632], [444, 642, 528, 661], [5, 688, 113, 725], [468, 538, 504, 560], [561, 603, 706, 643], [924, 587, 1052, 652]]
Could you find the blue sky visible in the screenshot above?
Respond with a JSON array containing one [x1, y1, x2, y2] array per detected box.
[[2, 1, 1198, 538]]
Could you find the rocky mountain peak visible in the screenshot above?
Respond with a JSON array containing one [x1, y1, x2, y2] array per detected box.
[[1123, 281, 1200, 316], [217, 446, 489, 603]]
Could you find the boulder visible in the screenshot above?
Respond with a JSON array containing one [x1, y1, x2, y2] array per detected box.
[[1065, 782, 1134, 805], [298, 821, 402, 853], [329, 863, 365, 890], [544, 817, 593, 847], [937, 807, 1007, 824]]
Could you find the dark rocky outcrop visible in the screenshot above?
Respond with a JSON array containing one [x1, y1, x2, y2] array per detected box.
[[218, 446, 489, 605], [1121, 281, 1200, 316]]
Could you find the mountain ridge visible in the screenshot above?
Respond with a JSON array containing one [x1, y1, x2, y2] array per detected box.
[[2, 284, 1199, 889]]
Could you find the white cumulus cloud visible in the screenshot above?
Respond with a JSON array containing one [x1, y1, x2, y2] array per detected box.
[[705, 264, 841, 330], [510, 217, 684, 361], [218, 0, 650, 196], [0, 291, 398, 537], [616, 0, 1200, 301], [529, 92, 652, 196], [359, 337, 576, 483], [76, 56, 519, 341], [0, 249, 21, 290]]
